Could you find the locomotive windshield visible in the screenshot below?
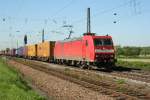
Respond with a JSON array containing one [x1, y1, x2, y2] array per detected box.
[[94, 38, 113, 46]]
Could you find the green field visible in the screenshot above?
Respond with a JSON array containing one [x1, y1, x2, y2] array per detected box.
[[118, 58, 150, 63], [0, 58, 46, 100], [117, 59, 150, 71]]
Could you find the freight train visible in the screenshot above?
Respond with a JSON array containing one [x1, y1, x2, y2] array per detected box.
[[0, 34, 116, 69], [0, 8, 116, 69]]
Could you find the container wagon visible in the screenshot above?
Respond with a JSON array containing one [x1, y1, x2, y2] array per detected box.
[[0, 50, 5, 55], [17, 47, 24, 57], [37, 41, 55, 62], [0, 51, 3, 55], [27, 44, 37, 59], [10, 49, 16, 56]]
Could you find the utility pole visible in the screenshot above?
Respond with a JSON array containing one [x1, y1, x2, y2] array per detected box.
[[9, 26, 13, 49], [16, 30, 20, 49], [42, 29, 44, 42], [9, 33, 13, 49], [84, 8, 95, 36], [87, 7, 91, 33], [24, 34, 27, 46], [17, 40, 18, 49]]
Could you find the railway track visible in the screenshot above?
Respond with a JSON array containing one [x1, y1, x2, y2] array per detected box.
[[89, 68, 150, 86], [10, 57, 150, 100], [111, 71, 150, 83], [84, 64, 150, 86]]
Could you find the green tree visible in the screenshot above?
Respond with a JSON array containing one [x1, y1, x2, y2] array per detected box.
[[116, 46, 124, 56], [140, 47, 150, 56], [123, 47, 141, 57]]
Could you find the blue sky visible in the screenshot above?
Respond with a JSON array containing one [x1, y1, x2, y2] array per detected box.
[[0, 0, 150, 49]]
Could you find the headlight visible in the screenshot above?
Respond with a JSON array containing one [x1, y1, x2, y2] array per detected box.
[[110, 55, 114, 57], [95, 54, 99, 58]]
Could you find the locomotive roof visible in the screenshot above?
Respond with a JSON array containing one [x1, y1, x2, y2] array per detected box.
[[59, 37, 82, 42], [92, 35, 112, 38], [59, 35, 112, 43]]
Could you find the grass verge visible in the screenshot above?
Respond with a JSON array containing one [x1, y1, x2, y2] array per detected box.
[[0, 57, 46, 100], [117, 60, 150, 71]]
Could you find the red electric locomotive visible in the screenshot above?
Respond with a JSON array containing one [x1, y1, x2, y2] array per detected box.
[[54, 33, 116, 68]]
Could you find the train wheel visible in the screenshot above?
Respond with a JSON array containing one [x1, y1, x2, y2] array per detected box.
[[88, 66, 92, 70], [80, 65, 85, 69], [80, 61, 88, 69], [73, 61, 77, 67], [86, 62, 92, 70]]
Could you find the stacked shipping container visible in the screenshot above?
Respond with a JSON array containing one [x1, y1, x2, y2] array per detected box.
[[37, 41, 55, 61]]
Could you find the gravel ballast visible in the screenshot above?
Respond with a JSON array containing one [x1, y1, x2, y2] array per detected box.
[[8, 60, 114, 100]]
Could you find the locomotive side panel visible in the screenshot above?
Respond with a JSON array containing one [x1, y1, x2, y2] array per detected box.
[[54, 42, 63, 59], [63, 42, 71, 59], [68, 40, 83, 60], [54, 38, 83, 61], [82, 36, 95, 62]]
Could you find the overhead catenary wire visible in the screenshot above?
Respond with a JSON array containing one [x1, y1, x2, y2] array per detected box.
[[51, 0, 143, 37], [130, 0, 142, 15], [72, 0, 132, 25], [0, 0, 146, 43], [51, 0, 74, 19]]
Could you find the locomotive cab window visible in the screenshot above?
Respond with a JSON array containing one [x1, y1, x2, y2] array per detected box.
[[103, 39, 113, 45], [94, 39, 102, 46], [94, 38, 112, 46]]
